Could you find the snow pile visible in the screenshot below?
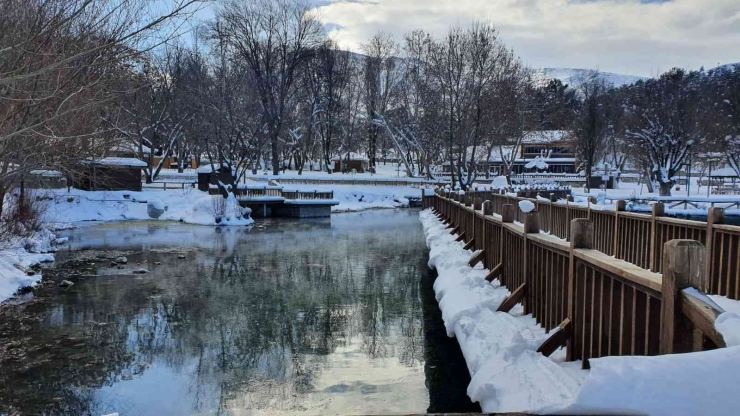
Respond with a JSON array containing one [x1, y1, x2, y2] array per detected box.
[[419, 209, 585, 413], [327, 185, 417, 212], [525, 156, 549, 170], [0, 228, 59, 302], [40, 189, 254, 226], [491, 176, 509, 189], [550, 346, 740, 416], [518, 200, 536, 213], [710, 295, 740, 347]]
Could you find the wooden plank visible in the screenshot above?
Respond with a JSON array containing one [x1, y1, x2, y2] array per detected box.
[[468, 249, 485, 267], [681, 289, 727, 349], [655, 216, 707, 228], [498, 283, 527, 313], [463, 239, 475, 250], [455, 231, 467, 242], [486, 263, 503, 282], [537, 318, 572, 357], [527, 233, 570, 254], [573, 249, 662, 294]]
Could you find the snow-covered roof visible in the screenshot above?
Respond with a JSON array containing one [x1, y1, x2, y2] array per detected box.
[[85, 157, 147, 168], [331, 152, 369, 162], [196, 163, 231, 173], [709, 167, 739, 177], [29, 170, 63, 177], [521, 131, 572, 144]]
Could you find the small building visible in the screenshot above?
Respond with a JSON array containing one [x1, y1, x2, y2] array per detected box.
[[332, 153, 370, 173], [196, 164, 234, 192], [27, 170, 67, 189], [73, 157, 147, 191]]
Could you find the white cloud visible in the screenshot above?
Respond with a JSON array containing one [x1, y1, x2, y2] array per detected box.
[[314, 0, 740, 76]]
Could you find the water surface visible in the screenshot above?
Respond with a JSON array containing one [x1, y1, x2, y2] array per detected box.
[[0, 210, 477, 416]]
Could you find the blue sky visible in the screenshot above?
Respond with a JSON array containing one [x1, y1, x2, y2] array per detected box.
[[193, 0, 740, 77]]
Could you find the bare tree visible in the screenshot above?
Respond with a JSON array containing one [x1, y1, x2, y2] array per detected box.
[[216, 0, 324, 175]]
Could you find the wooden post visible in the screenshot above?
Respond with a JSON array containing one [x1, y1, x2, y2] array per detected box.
[[567, 218, 593, 361], [474, 197, 483, 211], [705, 207, 725, 293], [483, 200, 493, 216], [524, 210, 540, 234], [649, 203, 665, 272], [660, 240, 706, 354], [501, 204, 515, 223], [522, 211, 540, 315], [549, 193, 558, 203], [613, 200, 626, 258]]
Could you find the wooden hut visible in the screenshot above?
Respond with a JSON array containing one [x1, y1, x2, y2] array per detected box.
[[196, 164, 234, 192], [73, 157, 146, 191], [332, 153, 370, 173]]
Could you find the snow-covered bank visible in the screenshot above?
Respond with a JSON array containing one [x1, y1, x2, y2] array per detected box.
[[0, 228, 62, 303], [420, 209, 740, 415], [39, 189, 254, 226], [321, 185, 416, 212]]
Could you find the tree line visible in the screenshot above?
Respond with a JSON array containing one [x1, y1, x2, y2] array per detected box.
[[2, 0, 739, 206]]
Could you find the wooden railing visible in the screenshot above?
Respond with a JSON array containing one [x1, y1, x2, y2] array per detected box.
[[282, 190, 334, 200], [428, 191, 733, 368]]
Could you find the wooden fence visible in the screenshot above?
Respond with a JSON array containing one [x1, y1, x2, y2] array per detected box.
[[423, 190, 734, 368]]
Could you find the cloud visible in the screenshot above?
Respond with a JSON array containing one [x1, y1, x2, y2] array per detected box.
[[314, 0, 740, 76]]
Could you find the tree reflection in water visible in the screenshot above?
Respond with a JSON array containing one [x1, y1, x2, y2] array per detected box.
[[0, 211, 430, 415]]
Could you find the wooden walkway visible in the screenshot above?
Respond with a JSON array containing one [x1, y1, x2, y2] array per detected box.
[[422, 189, 733, 368]]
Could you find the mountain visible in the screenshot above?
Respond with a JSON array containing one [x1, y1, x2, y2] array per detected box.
[[533, 68, 649, 88]]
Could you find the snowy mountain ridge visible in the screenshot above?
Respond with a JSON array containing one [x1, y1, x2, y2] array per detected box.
[[533, 68, 649, 88]]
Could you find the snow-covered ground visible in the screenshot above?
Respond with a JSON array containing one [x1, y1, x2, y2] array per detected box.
[[0, 227, 62, 303], [419, 209, 740, 415], [40, 188, 254, 226]]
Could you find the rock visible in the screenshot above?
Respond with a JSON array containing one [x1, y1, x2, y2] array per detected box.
[[177, 254, 186, 259], [26, 270, 35, 276], [133, 269, 148, 274], [154, 261, 162, 265], [115, 256, 128, 264], [147, 199, 166, 219], [60, 280, 74, 287]]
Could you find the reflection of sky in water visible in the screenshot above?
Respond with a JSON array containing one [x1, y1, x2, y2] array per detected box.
[[19, 210, 430, 415]]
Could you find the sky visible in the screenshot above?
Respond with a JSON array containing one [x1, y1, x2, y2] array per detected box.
[[310, 0, 740, 77]]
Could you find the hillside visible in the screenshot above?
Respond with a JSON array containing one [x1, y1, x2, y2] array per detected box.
[[534, 68, 649, 88]]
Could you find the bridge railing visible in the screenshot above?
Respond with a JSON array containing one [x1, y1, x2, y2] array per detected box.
[[427, 190, 736, 368]]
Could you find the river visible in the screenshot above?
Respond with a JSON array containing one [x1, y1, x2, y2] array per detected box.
[[0, 210, 478, 416]]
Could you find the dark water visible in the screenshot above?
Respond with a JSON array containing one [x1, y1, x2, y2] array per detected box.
[[0, 210, 477, 416]]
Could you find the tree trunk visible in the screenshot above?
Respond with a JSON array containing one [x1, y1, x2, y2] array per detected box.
[[271, 132, 280, 176], [659, 181, 673, 196]]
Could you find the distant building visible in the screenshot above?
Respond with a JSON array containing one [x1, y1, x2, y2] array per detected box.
[[73, 157, 147, 191], [332, 153, 370, 173], [440, 131, 577, 175]]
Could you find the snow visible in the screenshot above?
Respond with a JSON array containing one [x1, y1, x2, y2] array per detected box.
[[710, 295, 740, 347], [38, 189, 254, 226], [0, 228, 59, 303], [85, 157, 148, 168], [518, 200, 536, 213], [29, 169, 63, 177], [549, 347, 740, 416], [148, 198, 165, 210], [491, 176, 509, 189], [420, 208, 740, 415], [533, 68, 648, 89], [419, 209, 586, 413]]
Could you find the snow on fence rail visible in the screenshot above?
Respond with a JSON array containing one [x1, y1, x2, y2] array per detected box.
[[425, 190, 737, 371]]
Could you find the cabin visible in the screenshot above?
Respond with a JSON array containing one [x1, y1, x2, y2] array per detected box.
[[73, 157, 146, 191], [332, 153, 370, 173]]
